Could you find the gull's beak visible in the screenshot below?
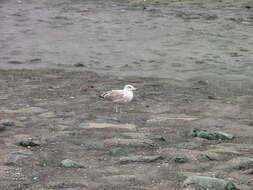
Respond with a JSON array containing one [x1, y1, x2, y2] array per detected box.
[[133, 87, 137, 90]]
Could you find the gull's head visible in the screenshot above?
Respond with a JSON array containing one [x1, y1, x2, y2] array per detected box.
[[124, 84, 137, 91]]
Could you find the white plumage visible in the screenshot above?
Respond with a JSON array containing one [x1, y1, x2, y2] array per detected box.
[[100, 84, 137, 112]]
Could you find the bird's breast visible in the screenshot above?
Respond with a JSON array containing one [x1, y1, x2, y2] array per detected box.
[[123, 91, 133, 103]]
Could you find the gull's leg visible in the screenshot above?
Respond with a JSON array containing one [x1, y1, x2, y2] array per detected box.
[[115, 104, 118, 113]]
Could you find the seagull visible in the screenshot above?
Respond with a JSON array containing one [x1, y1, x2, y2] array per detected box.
[[99, 84, 137, 113]]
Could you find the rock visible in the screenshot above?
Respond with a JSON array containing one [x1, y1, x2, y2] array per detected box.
[[146, 135, 166, 142], [38, 111, 56, 118], [183, 176, 239, 190], [14, 135, 40, 148], [109, 148, 129, 156], [204, 13, 218, 20], [174, 156, 187, 164], [0, 125, 6, 132], [8, 60, 23, 64], [80, 122, 137, 131], [61, 159, 84, 168], [208, 146, 241, 155], [220, 157, 253, 170], [74, 62, 85, 67], [190, 129, 234, 140], [19, 140, 40, 148], [118, 155, 164, 164], [197, 151, 226, 161], [2, 119, 15, 126], [29, 58, 41, 63]]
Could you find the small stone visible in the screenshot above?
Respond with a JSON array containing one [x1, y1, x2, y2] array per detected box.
[[146, 135, 166, 142], [2, 119, 15, 126], [198, 151, 226, 161], [183, 176, 239, 190], [8, 60, 23, 64], [208, 95, 216, 100], [74, 62, 85, 67], [19, 140, 40, 147], [61, 159, 84, 168], [109, 148, 129, 156], [80, 122, 137, 131], [118, 155, 164, 164], [191, 129, 234, 140], [29, 58, 41, 63]]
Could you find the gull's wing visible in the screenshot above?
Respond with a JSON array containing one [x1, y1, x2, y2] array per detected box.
[[100, 90, 124, 103]]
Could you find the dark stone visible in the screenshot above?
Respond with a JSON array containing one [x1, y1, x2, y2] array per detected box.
[[8, 60, 23, 64], [74, 62, 85, 67], [208, 95, 216, 100], [146, 135, 166, 142], [18, 139, 40, 147], [29, 58, 41, 63]]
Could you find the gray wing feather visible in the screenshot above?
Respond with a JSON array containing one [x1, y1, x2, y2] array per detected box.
[[100, 90, 124, 102]]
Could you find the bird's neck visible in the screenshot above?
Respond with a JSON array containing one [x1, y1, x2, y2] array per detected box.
[[124, 89, 132, 95]]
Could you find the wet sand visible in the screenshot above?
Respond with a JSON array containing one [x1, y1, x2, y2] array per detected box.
[[0, 0, 253, 189]]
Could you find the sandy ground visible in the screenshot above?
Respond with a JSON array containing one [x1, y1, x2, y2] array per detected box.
[[0, 0, 253, 189]]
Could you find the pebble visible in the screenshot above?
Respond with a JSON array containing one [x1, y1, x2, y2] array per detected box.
[[61, 159, 84, 168], [74, 62, 85, 67], [146, 135, 166, 142]]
